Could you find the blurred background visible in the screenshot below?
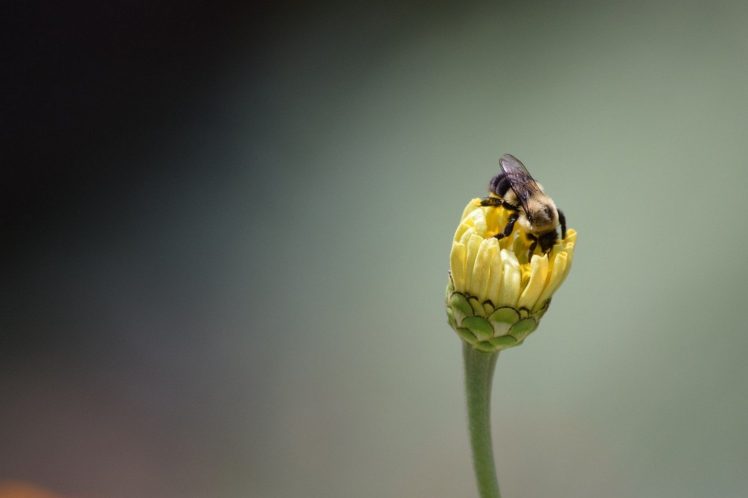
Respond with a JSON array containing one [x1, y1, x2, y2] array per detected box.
[[3, 1, 748, 497]]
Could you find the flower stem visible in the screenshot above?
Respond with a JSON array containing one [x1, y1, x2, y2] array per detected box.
[[463, 342, 501, 498]]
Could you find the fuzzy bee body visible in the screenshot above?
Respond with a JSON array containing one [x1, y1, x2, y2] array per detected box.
[[481, 154, 566, 259]]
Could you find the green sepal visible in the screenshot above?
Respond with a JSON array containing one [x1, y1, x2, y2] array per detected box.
[[473, 342, 498, 353], [446, 307, 458, 330], [449, 293, 473, 317], [488, 335, 517, 348], [462, 316, 494, 341], [482, 302, 495, 316], [509, 318, 538, 341], [456, 327, 479, 345], [447, 281, 551, 353], [468, 297, 483, 316], [488, 307, 520, 324]]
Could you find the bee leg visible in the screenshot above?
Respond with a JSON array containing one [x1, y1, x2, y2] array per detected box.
[[481, 197, 519, 211], [527, 235, 538, 262], [494, 211, 519, 240], [558, 209, 567, 239]]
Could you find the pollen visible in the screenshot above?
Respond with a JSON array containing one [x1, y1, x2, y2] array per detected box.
[[446, 198, 576, 352]]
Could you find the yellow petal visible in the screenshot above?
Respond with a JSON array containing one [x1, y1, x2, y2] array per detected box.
[[472, 215, 488, 237], [470, 238, 494, 300], [486, 240, 503, 305], [460, 198, 482, 221], [454, 215, 474, 242], [560, 247, 574, 284], [459, 226, 474, 245], [518, 254, 549, 310], [497, 249, 521, 307], [535, 251, 567, 309], [463, 234, 482, 294], [450, 241, 467, 292]]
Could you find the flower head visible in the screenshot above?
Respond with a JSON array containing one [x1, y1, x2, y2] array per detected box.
[[447, 198, 576, 352]]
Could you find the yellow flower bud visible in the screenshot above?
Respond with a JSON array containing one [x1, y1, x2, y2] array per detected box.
[[447, 198, 576, 352]]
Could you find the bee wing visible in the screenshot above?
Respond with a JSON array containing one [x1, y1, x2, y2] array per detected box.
[[499, 154, 543, 212]]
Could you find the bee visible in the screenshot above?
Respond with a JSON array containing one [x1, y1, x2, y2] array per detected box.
[[480, 153, 566, 261]]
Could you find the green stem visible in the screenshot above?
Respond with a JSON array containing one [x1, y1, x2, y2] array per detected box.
[[463, 342, 501, 498]]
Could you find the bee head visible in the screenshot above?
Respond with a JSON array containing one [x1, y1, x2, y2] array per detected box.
[[526, 202, 557, 231]]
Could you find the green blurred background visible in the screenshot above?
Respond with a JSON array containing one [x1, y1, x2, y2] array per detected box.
[[4, 1, 748, 497]]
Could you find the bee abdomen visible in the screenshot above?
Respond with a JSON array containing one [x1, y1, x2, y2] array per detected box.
[[489, 173, 512, 197]]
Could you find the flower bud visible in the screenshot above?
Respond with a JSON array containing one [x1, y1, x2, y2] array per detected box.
[[447, 198, 576, 352]]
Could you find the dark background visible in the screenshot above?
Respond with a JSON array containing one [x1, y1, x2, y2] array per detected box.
[[4, 2, 290, 497]]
